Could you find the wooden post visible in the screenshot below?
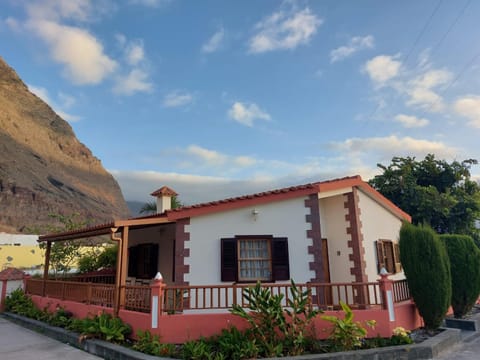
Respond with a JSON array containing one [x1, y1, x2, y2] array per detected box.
[[113, 228, 122, 317], [42, 241, 52, 297], [119, 226, 129, 310]]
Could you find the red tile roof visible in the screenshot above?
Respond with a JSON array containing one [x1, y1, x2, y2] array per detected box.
[[0, 267, 26, 281], [37, 175, 411, 242], [151, 186, 178, 197]]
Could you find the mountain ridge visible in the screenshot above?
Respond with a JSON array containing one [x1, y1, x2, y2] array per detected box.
[[0, 56, 130, 233]]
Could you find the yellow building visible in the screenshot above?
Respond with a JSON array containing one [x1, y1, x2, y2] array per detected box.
[[0, 233, 44, 271]]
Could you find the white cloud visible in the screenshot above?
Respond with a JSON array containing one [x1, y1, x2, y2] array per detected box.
[[27, 19, 117, 85], [228, 102, 271, 127], [28, 84, 80, 122], [113, 69, 153, 95], [125, 41, 145, 65], [26, 0, 95, 22], [163, 91, 193, 108], [5, 17, 21, 32], [364, 55, 401, 85], [406, 69, 451, 112], [249, 7, 322, 53], [394, 114, 429, 128], [202, 28, 225, 53], [330, 35, 374, 63], [454, 95, 480, 128], [185, 145, 257, 169], [129, 0, 172, 7], [331, 135, 458, 160]]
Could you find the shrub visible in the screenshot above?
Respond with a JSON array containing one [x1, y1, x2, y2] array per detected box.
[[440, 234, 480, 318], [230, 280, 320, 357], [321, 301, 375, 351], [399, 222, 451, 330], [68, 312, 131, 343], [133, 330, 176, 357]]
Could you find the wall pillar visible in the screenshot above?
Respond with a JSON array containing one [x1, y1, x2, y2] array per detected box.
[[378, 271, 395, 320], [150, 274, 166, 329]]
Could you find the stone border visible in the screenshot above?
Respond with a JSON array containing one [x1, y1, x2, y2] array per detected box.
[[1, 312, 461, 360]]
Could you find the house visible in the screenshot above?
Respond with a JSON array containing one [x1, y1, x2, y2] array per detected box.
[[39, 175, 409, 287], [26, 175, 420, 342]]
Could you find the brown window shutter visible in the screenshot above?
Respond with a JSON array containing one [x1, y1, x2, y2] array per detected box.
[[128, 246, 138, 277], [384, 241, 395, 273], [271, 237, 290, 281], [376, 241, 385, 273], [149, 244, 159, 278], [394, 243, 402, 273], [221, 238, 237, 282]]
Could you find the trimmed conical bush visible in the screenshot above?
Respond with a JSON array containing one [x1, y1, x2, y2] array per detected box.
[[399, 222, 451, 330], [440, 234, 480, 318]]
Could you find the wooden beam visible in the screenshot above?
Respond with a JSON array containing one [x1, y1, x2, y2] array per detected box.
[[42, 241, 51, 296], [112, 228, 122, 317], [119, 226, 129, 310]]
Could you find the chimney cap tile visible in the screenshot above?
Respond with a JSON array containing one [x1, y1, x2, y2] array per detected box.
[[151, 186, 178, 197]]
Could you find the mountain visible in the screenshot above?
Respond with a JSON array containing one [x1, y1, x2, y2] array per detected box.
[[0, 56, 130, 233]]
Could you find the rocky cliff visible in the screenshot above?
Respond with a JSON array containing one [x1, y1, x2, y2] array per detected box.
[[0, 56, 130, 233]]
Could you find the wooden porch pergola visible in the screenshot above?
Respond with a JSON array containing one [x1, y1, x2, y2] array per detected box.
[[38, 216, 174, 316]]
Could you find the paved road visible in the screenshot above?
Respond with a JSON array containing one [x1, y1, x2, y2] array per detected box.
[[0, 317, 101, 360]]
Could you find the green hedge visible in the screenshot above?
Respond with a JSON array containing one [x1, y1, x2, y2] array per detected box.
[[440, 234, 480, 318], [399, 222, 451, 330]]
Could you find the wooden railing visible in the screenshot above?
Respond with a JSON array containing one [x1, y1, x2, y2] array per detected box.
[[26, 278, 411, 315], [124, 285, 151, 313], [163, 281, 383, 313], [392, 279, 410, 303], [26, 278, 114, 308]]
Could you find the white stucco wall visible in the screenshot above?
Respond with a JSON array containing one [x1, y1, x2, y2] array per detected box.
[[357, 189, 405, 281], [185, 197, 313, 285], [319, 194, 355, 284]]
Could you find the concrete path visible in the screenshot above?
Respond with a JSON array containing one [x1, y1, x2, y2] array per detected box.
[[0, 317, 101, 360], [435, 333, 480, 359]]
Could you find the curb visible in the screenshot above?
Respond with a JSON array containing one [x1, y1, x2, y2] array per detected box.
[[1, 312, 462, 360]]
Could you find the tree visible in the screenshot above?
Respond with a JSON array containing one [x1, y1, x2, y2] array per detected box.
[[369, 154, 480, 243], [440, 234, 480, 318], [139, 196, 183, 215], [35, 213, 88, 278], [399, 222, 451, 330]]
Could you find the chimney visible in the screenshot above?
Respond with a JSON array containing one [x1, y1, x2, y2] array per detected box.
[[150, 186, 178, 214]]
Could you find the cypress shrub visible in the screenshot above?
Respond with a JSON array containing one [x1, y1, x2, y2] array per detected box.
[[399, 222, 451, 330], [440, 234, 480, 318]]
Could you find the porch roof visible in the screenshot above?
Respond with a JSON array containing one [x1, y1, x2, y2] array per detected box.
[[38, 216, 174, 242]]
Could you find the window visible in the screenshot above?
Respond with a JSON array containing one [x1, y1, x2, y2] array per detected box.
[[376, 240, 401, 274], [128, 243, 159, 279], [221, 236, 289, 282]]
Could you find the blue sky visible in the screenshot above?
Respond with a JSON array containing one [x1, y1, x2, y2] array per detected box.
[[2, 0, 480, 205]]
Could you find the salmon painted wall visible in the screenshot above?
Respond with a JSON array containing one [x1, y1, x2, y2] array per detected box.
[[30, 294, 420, 343]]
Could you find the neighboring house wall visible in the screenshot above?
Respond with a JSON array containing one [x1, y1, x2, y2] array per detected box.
[[6, 279, 23, 294], [0, 233, 42, 271], [319, 194, 355, 284], [185, 197, 313, 285], [358, 190, 405, 281]]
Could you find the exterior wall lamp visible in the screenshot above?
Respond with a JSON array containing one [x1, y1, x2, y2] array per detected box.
[[252, 209, 259, 221]]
